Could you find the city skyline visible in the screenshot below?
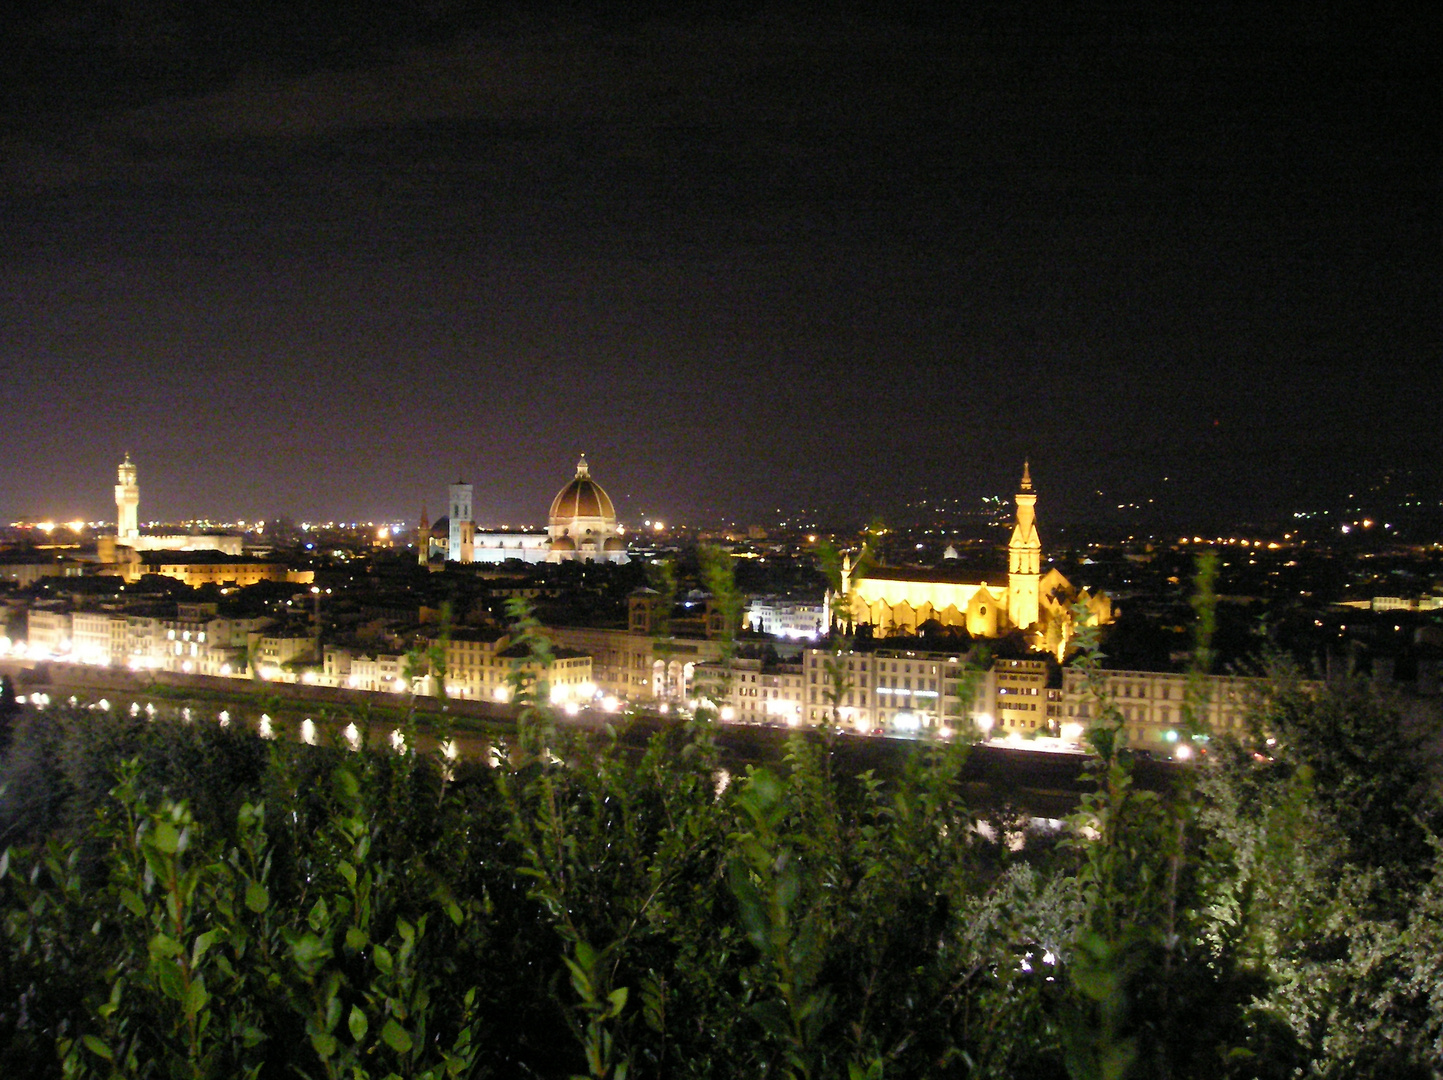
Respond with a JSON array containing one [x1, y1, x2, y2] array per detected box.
[[3, 4, 1436, 526], [7, 448, 1434, 543]]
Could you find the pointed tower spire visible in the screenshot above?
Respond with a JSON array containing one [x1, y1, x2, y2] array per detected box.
[[576, 454, 590, 478], [1008, 460, 1041, 630]]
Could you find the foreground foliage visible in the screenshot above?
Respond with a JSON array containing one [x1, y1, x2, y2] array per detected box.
[[0, 663, 1439, 1077]]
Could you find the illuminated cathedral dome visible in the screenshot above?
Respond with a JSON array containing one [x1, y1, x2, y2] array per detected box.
[[546, 455, 627, 563], [549, 455, 616, 526]]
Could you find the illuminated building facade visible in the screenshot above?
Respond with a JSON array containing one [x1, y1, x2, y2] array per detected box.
[[115, 453, 139, 542], [438, 455, 628, 565], [745, 596, 829, 639], [545, 455, 627, 563], [692, 656, 807, 725], [117, 554, 310, 588], [107, 456, 243, 556], [1059, 669, 1287, 754], [449, 481, 474, 565], [843, 464, 1110, 653], [800, 647, 992, 732]]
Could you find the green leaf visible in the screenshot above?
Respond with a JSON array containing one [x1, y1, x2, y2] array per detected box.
[[155, 960, 185, 1002], [373, 944, 394, 974], [727, 861, 770, 953], [244, 882, 270, 914], [337, 860, 356, 887], [750, 999, 791, 1039], [192, 928, 223, 966], [151, 821, 181, 855], [381, 1018, 413, 1054], [81, 1034, 112, 1061], [310, 1030, 338, 1059], [562, 955, 591, 998], [290, 933, 332, 974], [308, 897, 329, 932], [183, 975, 209, 1017], [333, 768, 360, 801], [348, 1005, 368, 1043], [573, 939, 595, 971], [345, 927, 369, 951], [149, 933, 183, 960], [606, 986, 629, 1019]]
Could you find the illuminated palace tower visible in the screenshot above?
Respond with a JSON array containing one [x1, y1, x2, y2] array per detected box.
[[115, 453, 140, 543], [1007, 460, 1041, 630], [448, 479, 474, 563]]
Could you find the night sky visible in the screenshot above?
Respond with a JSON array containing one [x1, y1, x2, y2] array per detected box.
[[2, 1, 1436, 529]]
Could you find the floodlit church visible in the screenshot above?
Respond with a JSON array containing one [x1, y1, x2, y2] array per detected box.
[[841, 463, 1110, 655], [431, 455, 628, 565]]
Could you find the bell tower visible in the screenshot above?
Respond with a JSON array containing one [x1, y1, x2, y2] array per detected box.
[[448, 479, 474, 563], [1007, 460, 1041, 630], [115, 453, 139, 544]]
